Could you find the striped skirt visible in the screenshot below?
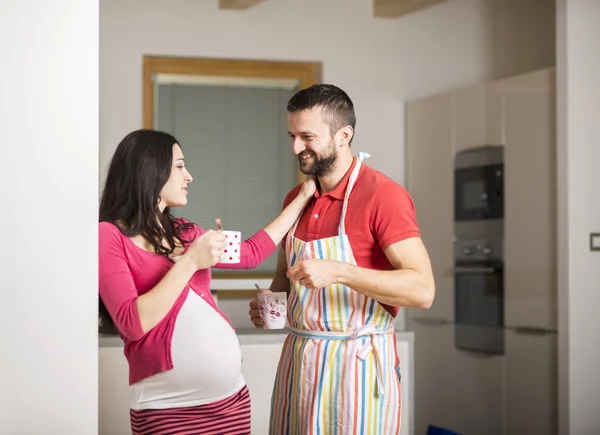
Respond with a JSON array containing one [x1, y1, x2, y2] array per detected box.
[[130, 385, 251, 435]]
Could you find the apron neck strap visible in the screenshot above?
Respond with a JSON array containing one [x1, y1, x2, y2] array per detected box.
[[338, 152, 370, 235], [287, 152, 371, 242]]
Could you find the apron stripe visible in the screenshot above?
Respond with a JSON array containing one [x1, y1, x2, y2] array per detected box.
[[283, 337, 294, 434], [309, 342, 323, 432], [380, 340, 387, 428], [352, 365, 359, 433], [361, 355, 367, 432]]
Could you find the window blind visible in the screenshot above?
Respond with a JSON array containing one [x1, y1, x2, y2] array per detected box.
[[156, 83, 298, 275]]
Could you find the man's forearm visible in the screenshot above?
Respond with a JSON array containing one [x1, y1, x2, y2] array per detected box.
[[335, 262, 434, 309], [270, 272, 291, 294], [270, 247, 291, 294]]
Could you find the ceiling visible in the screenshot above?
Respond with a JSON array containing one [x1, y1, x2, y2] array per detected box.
[[218, 0, 449, 18]]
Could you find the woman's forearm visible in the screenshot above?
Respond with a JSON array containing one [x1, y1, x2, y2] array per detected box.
[[263, 194, 309, 245], [214, 189, 311, 270]]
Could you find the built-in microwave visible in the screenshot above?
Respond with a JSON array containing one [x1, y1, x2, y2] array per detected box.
[[454, 146, 504, 222]]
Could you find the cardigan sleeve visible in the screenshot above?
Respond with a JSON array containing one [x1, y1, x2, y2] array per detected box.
[[98, 222, 145, 341], [214, 229, 276, 269]]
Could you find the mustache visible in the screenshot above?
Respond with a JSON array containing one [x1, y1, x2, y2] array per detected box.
[[298, 151, 316, 160]]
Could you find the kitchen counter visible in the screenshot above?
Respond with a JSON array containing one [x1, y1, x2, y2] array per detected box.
[[99, 328, 414, 435]]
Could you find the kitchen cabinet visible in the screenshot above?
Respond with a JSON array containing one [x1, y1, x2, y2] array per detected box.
[[98, 346, 131, 435], [97, 340, 286, 435], [454, 84, 487, 152], [405, 92, 454, 322], [503, 69, 557, 330], [410, 320, 457, 435], [486, 81, 505, 146], [454, 351, 504, 435], [454, 82, 505, 153], [504, 328, 558, 435]]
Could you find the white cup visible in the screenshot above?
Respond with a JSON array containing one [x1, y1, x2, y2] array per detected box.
[[258, 292, 288, 329], [221, 230, 241, 264]]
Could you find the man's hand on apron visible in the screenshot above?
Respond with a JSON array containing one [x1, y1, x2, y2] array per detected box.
[[287, 259, 341, 290]]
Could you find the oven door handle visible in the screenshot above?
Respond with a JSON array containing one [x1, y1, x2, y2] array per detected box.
[[411, 317, 451, 327], [453, 266, 498, 274]]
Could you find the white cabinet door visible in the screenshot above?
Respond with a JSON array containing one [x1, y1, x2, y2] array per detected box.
[[240, 342, 284, 435], [397, 337, 414, 435], [454, 84, 487, 152], [454, 350, 504, 435], [405, 92, 454, 321], [486, 81, 505, 146], [98, 347, 132, 435], [504, 329, 558, 435], [410, 319, 457, 435], [455, 81, 505, 151], [503, 69, 557, 330]]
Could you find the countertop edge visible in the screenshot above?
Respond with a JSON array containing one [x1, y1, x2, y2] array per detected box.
[[100, 329, 415, 348]]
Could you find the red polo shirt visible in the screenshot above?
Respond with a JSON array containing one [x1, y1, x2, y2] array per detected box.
[[282, 157, 421, 317]]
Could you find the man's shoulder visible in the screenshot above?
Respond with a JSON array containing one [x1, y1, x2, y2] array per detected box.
[[356, 164, 408, 197]]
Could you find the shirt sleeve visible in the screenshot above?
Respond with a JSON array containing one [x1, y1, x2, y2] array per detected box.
[[370, 182, 421, 251], [98, 222, 145, 341]]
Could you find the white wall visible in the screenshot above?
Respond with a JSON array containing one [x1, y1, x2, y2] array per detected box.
[[100, 0, 498, 186], [556, 0, 600, 434], [0, 1, 99, 434]]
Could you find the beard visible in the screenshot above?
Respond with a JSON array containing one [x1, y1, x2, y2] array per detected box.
[[297, 142, 337, 177]]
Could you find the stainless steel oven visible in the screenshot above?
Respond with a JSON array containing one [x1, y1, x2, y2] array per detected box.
[[454, 238, 504, 354]]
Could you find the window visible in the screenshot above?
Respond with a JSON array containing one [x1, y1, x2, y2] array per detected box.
[[143, 57, 321, 277]]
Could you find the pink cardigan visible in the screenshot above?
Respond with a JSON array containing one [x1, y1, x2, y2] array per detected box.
[[98, 219, 276, 385]]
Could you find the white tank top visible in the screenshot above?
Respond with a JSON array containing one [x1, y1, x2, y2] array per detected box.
[[129, 290, 245, 409]]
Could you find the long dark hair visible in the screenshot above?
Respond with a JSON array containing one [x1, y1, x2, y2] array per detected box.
[[99, 129, 193, 334]]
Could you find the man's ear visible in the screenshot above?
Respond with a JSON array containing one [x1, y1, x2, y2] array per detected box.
[[338, 125, 354, 146]]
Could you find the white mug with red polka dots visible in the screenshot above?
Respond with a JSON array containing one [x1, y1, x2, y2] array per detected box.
[[220, 230, 241, 263]]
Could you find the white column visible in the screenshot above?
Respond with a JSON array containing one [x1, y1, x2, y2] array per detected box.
[[0, 1, 99, 434], [556, 0, 600, 434]]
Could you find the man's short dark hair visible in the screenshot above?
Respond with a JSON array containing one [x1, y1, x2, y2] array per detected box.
[[287, 84, 356, 144]]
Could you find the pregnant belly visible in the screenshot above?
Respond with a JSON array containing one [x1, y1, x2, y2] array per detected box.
[[130, 290, 244, 409]]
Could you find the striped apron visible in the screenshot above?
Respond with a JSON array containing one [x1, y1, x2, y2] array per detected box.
[[269, 152, 402, 435]]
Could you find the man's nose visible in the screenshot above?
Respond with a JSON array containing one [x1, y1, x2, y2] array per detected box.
[[292, 138, 306, 155]]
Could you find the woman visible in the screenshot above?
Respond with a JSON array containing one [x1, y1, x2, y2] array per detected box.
[[98, 129, 315, 435]]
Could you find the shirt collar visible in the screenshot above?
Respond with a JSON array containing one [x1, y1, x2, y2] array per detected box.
[[314, 157, 358, 201]]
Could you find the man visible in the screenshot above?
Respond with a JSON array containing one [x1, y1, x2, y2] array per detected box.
[[249, 84, 435, 434]]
